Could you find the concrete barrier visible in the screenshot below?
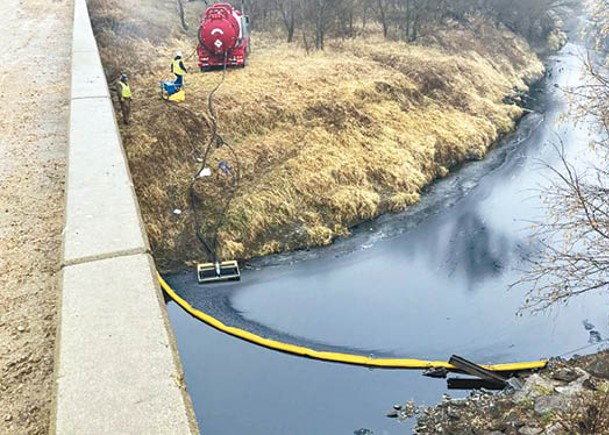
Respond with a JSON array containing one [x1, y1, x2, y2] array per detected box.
[[52, 0, 198, 433]]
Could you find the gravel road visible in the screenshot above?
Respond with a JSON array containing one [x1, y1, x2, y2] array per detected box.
[[0, 0, 72, 432]]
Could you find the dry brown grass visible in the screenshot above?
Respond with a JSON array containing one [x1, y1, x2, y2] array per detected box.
[[88, 0, 544, 271]]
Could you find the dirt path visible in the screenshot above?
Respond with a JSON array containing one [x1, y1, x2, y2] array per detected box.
[[0, 0, 72, 433]]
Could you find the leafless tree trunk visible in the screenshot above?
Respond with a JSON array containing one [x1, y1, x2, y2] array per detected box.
[[277, 0, 297, 42], [377, 0, 388, 38]]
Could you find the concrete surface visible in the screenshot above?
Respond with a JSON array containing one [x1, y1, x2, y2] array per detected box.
[[63, 96, 148, 265], [55, 254, 193, 434], [70, 50, 109, 100], [71, 0, 98, 53], [53, 0, 198, 433]]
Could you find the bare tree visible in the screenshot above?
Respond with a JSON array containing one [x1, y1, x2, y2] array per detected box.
[[244, 0, 573, 48], [276, 0, 298, 42], [517, 4, 609, 310], [587, 0, 609, 50], [519, 142, 609, 311], [377, 0, 389, 38]]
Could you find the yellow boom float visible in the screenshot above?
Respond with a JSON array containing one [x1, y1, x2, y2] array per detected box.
[[158, 274, 548, 372]]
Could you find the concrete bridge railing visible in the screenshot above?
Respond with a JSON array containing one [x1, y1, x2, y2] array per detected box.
[[51, 0, 198, 432]]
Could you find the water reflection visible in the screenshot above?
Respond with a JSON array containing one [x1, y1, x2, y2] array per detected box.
[[442, 208, 510, 287]]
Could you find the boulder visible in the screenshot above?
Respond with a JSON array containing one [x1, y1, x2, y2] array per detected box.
[[552, 368, 581, 383], [513, 374, 557, 401], [534, 395, 568, 415], [519, 427, 543, 435]]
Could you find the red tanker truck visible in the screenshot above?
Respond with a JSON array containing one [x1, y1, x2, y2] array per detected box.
[[197, 3, 250, 71]]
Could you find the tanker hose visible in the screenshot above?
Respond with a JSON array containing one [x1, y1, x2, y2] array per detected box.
[[189, 51, 240, 262]]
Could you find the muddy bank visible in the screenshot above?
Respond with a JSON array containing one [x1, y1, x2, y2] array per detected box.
[[412, 351, 609, 434]]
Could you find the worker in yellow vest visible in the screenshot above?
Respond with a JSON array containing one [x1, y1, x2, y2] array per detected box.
[[115, 73, 132, 125], [171, 51, 187, 88]]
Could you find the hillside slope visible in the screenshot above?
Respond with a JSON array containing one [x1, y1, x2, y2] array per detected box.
[[88, 0, 544, 271]]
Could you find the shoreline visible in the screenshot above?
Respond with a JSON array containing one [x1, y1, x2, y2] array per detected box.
[[162, 73, 550, 275], [414, 351, 609, 434]]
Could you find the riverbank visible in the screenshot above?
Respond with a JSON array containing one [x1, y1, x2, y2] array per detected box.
[[414, 351, 609, 434], [87, 0, 545, 271]]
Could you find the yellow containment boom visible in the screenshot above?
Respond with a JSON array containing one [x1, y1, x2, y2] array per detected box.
[[158, 273, 548, 372]]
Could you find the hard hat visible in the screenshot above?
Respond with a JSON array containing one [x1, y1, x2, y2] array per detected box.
[[175, 50, 183, 58], [120, 73, 128, 81]]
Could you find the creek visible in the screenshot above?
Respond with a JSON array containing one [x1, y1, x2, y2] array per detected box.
[[165, 32, 609, 434]]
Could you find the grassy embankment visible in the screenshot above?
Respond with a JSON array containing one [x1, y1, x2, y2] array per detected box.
[[88, 0, 544, 271]]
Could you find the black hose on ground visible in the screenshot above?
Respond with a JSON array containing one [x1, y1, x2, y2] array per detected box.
[[162, 51, 240, 264], [190, 52, 241, 263]]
